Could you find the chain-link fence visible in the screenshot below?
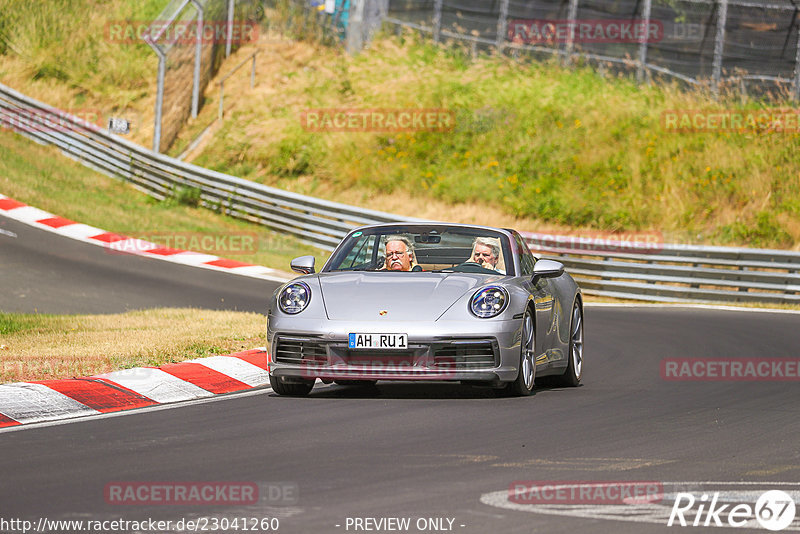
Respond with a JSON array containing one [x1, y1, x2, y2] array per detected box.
[[265, 0, 387, 51], [383, 0, 800, 98], [145, 0, 260, 152]]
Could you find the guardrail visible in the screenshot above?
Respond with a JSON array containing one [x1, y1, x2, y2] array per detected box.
[[1, 81, 799, 304], [523, 233, 800, 304], [0, 82, 420, 251]]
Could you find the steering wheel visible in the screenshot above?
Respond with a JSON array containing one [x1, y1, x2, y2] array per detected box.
[[452, 261, 499, 274]]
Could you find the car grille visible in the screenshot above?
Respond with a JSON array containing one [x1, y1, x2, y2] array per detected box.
[[432, 340, 497, 369], [273, 336, 327, 365]]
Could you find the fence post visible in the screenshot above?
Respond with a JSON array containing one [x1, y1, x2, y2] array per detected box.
[[794, 20, 800, 100], [190, 0, 204, 119], [496, 0, 510, 51], [564, 0, 579, 65], [144, 36, 166, 153], [712, 0, 728, 95], [433, 0, 443, 43], [251, 52, 257, 88], [226, 0, 235, 58], [637, 0, 652, 83], [346, 0, 366, 54]]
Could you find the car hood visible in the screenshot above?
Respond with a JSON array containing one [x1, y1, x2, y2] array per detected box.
[[317, 272, 506, 321]]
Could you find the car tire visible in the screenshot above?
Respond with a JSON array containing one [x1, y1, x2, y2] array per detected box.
[[557, 300, 583, 387], [269, 375, 314, 396], [502, 308, 536, 397]]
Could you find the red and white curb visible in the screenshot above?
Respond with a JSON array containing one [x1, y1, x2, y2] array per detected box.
[[0, 193, 290, 283], [0, 349, 271, 429], [0, 195, 296, 429]]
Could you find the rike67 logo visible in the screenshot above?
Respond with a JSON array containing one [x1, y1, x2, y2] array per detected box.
[[668, 490, 796, 531]]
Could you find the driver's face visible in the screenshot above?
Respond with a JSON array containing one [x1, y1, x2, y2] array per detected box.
[[385, 241, 412, 271], [472, 244, 497, 267]]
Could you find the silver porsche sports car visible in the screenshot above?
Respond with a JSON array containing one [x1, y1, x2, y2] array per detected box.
[[266, 223, 583, 396]]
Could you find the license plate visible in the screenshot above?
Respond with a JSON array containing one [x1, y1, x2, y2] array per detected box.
[[348, 333, 408, 349]]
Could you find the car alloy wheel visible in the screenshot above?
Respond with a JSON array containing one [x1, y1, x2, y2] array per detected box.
[[503, 308, 536, 397], [558, 301, 583, 387]]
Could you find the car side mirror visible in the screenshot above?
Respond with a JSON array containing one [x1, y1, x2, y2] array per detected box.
[[531, 259, 564, 283], [290, 255, 315, 275]]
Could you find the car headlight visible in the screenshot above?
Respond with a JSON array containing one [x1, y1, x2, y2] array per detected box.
[[469, 286, 509, 318], [278, 282, 311, 314]]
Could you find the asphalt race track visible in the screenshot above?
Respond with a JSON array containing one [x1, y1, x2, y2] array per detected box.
[[0, 217, 277, 313], [2, 215, 800, 534]]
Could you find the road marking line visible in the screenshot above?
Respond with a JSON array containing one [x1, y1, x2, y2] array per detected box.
[[481, 483, 800, 530]]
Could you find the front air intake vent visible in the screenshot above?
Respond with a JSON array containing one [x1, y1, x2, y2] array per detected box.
[[274, 336, 327, 365], [433, 341, 497, 369]]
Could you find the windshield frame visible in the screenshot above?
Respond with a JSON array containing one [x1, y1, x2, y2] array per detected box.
[[321, 224, 516, 276]]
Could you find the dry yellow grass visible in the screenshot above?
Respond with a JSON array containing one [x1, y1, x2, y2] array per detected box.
[[0, 308, 264, 383]]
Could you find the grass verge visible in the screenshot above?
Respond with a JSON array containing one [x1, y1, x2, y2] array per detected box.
[[3, 9, 799, 250], [0, 127, 327, 273], [187, 29, 800, 250], [0, 308, 264, 383]]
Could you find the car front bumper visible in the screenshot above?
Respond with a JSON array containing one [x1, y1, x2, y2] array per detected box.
[[267, 315, 523, 384]]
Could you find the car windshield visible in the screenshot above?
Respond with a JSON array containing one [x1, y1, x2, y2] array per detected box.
[[324, 226, 514, 275]]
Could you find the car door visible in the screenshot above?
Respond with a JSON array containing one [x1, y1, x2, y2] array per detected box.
[[513, 232, 558, 367]]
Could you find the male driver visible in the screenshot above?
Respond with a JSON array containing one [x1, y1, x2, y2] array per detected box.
[[384, 235, 416, 271], [471, 237, 501, 271]]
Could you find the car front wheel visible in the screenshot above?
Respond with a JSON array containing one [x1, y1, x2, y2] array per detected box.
[[269, 375, 314, 396], [503, 309, 536, 397]]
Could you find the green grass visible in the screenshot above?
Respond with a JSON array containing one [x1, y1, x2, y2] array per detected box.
[[2, 2, 799, 250], [0, 312, 62, 336], [0, 0, 160, 98], [188, 29, 800, 249], [0, 128, 328, 272]]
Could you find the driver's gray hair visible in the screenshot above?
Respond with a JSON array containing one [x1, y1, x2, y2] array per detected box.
[[384, 235, 414, 253], [473, 237, 500, 258]]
